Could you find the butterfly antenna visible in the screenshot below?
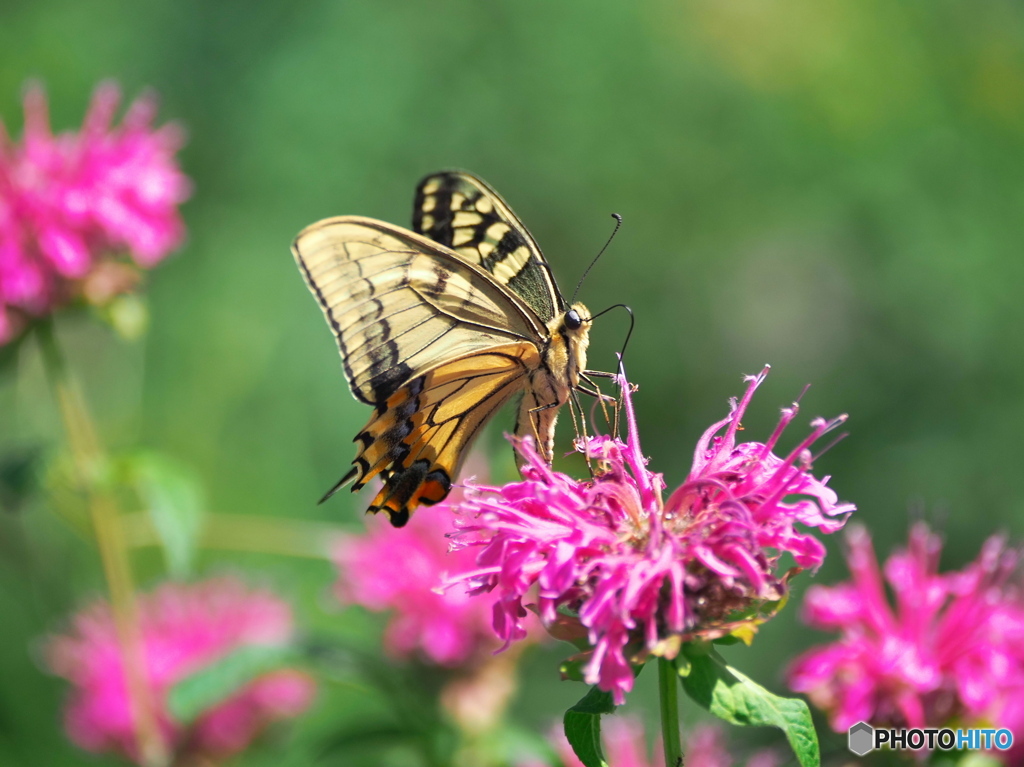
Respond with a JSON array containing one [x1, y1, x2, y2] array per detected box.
[[571, 213, 622, 304]]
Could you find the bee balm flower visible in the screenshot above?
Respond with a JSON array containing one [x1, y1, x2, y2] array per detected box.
[[332, 496, 503, 667], [334, 471, 548, 735], [0, 81, 190, 344], [788, 523, 1024, 735], [455, 368, 854, 704], [44, 578, 314, 762]]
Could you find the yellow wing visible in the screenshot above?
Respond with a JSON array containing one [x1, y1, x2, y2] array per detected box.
[[292, 216, 549, 526], [353, 344, 539, 527], [294, 216, 547, 403]]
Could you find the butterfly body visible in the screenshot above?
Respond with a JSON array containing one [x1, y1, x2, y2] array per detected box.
[[519, 306, 591, 462], [294, 171, 593, 527]]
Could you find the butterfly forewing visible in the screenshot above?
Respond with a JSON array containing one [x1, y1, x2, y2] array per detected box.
[[294, 216, 542, 405], [414, 171, 563, 322]]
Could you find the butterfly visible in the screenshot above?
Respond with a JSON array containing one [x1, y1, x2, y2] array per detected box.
[[293, 170, 603, 527]]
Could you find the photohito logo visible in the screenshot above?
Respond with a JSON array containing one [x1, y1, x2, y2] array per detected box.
[[847, 722, 1014, 755], [848, 722, 874, 756]]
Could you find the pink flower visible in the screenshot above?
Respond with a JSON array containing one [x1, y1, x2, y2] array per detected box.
[[333, 470, 514, 666], [45, 578, 315, 762], [521, 720, 779, 767], [0, 81, 190, 345], [788, 522, 1024, 736], [685, 724, 783, 767], [545, 717, 664, 767], [454, 368, 853, 704]]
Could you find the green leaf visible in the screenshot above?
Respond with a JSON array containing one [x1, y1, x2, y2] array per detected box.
[[563, 685, 616, 767], [0, 448, 42, 514], [559, 656, 589, 682], [0, 339, 20, 375], [316, 724, 417, 759], [167, 644, 296, 725], [482, 723, 560, 767], [679, 645, 820, 767], [125, 452, 205, 577], [542, 606, 590, 650]]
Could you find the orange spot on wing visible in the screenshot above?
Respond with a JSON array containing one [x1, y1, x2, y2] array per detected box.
[[413, 478, 449, 506]]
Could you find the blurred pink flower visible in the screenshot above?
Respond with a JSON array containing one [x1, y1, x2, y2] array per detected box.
[[454, 368, 853, 704], [522, 720, 778, 767], [547, 717, 664, 767], [333, 469, 515, 667], [45, 577, 314, 762], [685, 725, 782, 767], [0, 81, 190, 344], [788, 522, 1024, 735]]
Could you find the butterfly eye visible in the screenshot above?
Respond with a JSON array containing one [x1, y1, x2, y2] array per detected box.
[[565, 309, 583, 330]]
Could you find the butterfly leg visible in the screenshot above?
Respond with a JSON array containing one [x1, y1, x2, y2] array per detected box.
[[568, 388, 598, 475], [579, 372, 620, 436], [565, 385, 591, 450], [576, 381, 615, 402], [573, 385, 613, 443], [528, 401, 560, 414], [578, 386, 618, 440], [576, 380, 614, 432]]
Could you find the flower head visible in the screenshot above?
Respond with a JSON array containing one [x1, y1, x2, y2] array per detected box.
[[333, 459, 545, 667], [335, 467, 548, 736], [0, 81, 190, 345], [788, 522, 1024, 734], [45, 577, 314, 762], [333, 497, 501, 666], [455, 368, 853, 703]]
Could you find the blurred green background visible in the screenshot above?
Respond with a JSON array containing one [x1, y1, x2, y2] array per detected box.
[[3, 0, 1024, 764]]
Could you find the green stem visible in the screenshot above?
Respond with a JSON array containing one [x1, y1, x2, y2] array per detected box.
[[37, 320, 169, 767], [121, 511, 350, 559], [658, 657, 683, 767]]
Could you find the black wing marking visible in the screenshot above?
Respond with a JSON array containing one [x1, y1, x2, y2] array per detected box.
[[413, 170, 564, 322]]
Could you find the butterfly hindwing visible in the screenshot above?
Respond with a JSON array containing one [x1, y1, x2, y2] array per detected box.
[[414, 171, 563, 322], [350, 344, 539, 526]]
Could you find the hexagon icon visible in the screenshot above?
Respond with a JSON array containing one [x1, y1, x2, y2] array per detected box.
[[848, 721, 874, 756]]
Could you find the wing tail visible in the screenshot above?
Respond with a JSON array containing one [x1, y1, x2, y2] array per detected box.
[[318, 466, 359, 504]]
